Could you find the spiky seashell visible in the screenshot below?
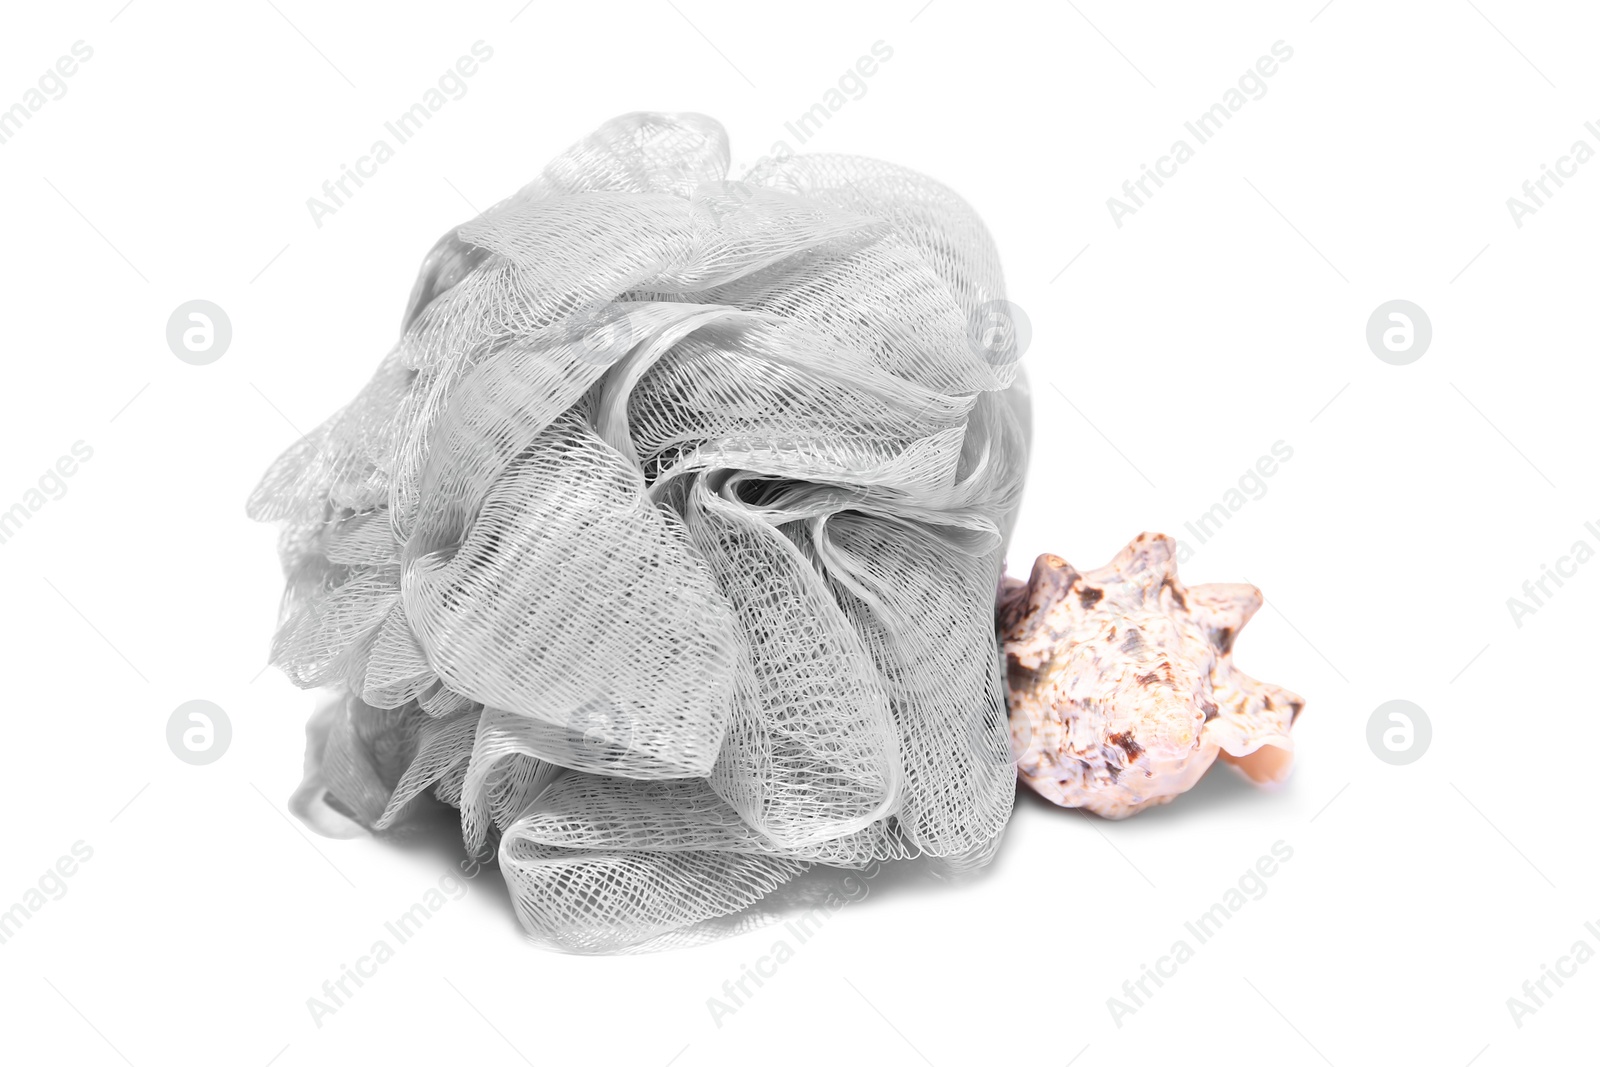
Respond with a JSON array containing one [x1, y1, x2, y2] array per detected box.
[[997, 532, 1303, 818]]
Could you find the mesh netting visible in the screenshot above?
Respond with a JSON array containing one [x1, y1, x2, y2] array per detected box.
[[250, 112, 1031, 953]]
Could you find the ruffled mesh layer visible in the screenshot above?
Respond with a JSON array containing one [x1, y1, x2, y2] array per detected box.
[[251, 112, 1031, 953]]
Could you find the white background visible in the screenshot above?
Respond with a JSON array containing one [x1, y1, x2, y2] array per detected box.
[[1, 1, 1594, 1064]]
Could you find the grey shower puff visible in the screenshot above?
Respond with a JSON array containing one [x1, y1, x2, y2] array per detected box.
[[250, 112, 1031, 952]]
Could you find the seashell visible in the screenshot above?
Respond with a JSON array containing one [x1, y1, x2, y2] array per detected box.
[[997, 532, 1304, 818]]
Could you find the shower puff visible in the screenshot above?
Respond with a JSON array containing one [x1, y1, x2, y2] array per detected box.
[[249, 112, 1031, 952]]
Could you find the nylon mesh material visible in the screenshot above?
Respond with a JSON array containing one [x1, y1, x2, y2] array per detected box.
[[251, 112, 1031, 953]]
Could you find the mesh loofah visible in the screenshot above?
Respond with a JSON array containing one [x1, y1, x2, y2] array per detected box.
[[251, 112, 1032, 953]]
